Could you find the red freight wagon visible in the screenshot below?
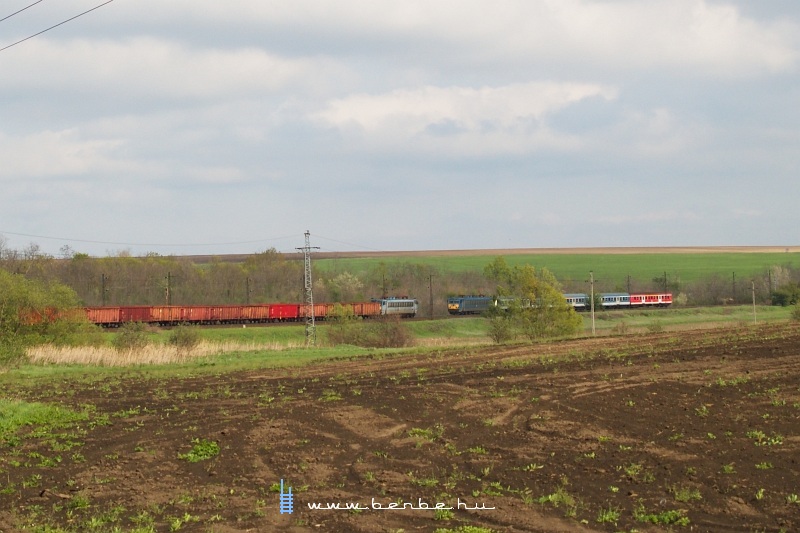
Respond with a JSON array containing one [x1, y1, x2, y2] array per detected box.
[[299, 303, 329, 320], [85, 307, 121, 326], [269, 303, 300, 322], [180, 305, 211, 324], [240, 305, 271, 322], [350, 301, 382, 318], [207, 305, 243, 323], [149, 306, 185, 324], [119, 306, 153, 323]]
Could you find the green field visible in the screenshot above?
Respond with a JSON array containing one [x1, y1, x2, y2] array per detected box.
[[317, 252, 800, 288], [6, 305, 795, 386]]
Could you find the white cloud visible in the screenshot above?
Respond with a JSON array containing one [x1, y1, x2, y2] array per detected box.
[[0, 37, 330, 99], [507, 0, 798, 75], [0, 130, 121, 179], [605, 108, 710, 158], [188, 166, 250, 185], [317, 83, 616, 130], [314, 82, 618, 155], [597, 211, 703, 225], [118, 0, 798, 76]]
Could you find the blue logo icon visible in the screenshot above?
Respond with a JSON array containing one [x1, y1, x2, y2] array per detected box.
[[279, 479, 293, 514]]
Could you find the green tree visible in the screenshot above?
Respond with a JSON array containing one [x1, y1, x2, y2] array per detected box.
[[327, 272, 365, 302], [772, 282, 800, 306], [483, 257, 582, 341], [0, 269, 95, 362]]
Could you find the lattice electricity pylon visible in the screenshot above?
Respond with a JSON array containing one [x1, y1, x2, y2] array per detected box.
[[296, 231, 319, 346]]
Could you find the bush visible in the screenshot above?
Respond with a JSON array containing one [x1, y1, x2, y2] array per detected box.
[[611, 321, 630, 336], [487, 315, 514, 344], [325, 312, 414, 349], [791, 305, 800, 322], [325, 304, 364, 346], [112, 322, 150, 352], [772, 283, 800, 306], [168, 324, 201, 355], [363, 316, 415, 348]]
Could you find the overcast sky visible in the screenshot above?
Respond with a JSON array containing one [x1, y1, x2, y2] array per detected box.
[[1, 0, 798, 257]]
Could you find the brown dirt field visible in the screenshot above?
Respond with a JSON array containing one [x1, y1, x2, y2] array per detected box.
[[2, 324, 800, 532]]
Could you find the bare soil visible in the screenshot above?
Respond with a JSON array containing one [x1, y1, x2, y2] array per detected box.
[[2, 324, 800, 532]]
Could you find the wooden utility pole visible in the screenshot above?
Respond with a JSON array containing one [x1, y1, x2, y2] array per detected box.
[[428, 273, 434, 318], [589, 271, 596, 336]]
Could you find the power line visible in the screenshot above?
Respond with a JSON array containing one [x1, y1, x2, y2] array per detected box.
[[0, 0, 45, 23], [314, 234, 386, 253], [0, 230, 297, 248], [1, 229, 399, 255], [0, 0, 115, 53]]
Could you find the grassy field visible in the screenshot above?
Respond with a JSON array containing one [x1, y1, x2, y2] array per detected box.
[[316, 252, 800, 287], [9, 305, 793, 381]]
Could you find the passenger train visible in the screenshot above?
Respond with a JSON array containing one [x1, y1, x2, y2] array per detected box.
[[448, 292, 672, 315]]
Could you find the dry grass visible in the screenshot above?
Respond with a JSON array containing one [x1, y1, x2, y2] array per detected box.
[[415, 337, 491, 347], [27, 340, 303, 367]]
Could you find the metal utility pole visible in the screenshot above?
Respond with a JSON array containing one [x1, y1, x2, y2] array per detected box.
[[296, 231, 319, 346], [101, 273, 108, 306], [246, 277, 251, 305], [165, 272, 172, 305]]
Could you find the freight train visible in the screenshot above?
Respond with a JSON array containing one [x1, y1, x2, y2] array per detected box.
[[83, 297, 419, 327], [447, 292, 672, 315]]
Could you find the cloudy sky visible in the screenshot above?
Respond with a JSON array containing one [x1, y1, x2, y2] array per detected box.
[[1, 0, 798, 256]]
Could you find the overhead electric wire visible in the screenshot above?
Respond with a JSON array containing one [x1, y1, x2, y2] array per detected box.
[[0, 230, 298, 248], [314, 234, 384, 253], [0, 0, 115, 53], [0, 0, 45, 24]]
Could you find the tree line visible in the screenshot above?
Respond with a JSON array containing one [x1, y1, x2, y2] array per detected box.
[[1, 237, 799, 313], [3, 236, 800, 360]]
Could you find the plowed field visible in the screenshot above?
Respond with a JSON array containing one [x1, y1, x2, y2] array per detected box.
[[2, 324, 799, 532]]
